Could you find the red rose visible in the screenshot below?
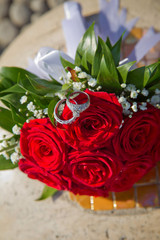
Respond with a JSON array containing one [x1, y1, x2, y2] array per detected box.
[[65, 149, 122, 197], [19, 158, 70, 190], [113, 106, 160, 162], [57, 89, 122, 150], [20, 118, 68, 173], [110, 155, 155, 192], [152, 140, 160, 163]]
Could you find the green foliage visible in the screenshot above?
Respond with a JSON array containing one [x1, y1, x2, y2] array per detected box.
[[75, 23, 97, 71], [60, 56, 76, 69], [0, 107, 15, 133], [0, 154, 18, 170], [74, 23, 160, 95], [48, 96, 59, 125], [117, 61, 136, 83], [36, 185, 58, 201]]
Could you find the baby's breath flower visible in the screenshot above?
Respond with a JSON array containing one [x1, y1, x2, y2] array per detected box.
[[20, 95, 27, 104], [74, 66, 81, 73], [66, 72, 72, 80], [130, 90, 138, 99], [78, 72, 88, 79], [26, 117, 35, 123], [55, 92, 66, 100], [59, 76, 63, 81], [156, 103, 160, 109], [82, 83, 86, 89], [1, 140, 8, 148], [155, 88, 160, 95], [126, 84, 136, 91], [96, 86, 102, 91], [141, 102, 147, 107], [43, 108, 48, 115], [10, 152, 19, 164], [151, 95, 160, 105], [131, 102, 138, 112], [2, 151, 9, 160], [141, 88, 149, 96], [12, 125, 21, 135], [123, 109, 131, 115], [36, 110, 43, 119], [15, 146, 20, 153], [88, 78, 97, 87], [118, 96, 126, 103], [121, 101, 131, 111], [121, 83, 126, 88], [27, 102, 36, 112], [33, 110, 38, 117], [73, 82, 82, 91], [139, 105, 147, 111], [8, 138, 16, 145]]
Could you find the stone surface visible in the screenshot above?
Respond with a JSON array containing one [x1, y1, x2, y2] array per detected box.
[[0, 168, 160, 240], [30, 13, 42, 23], [46, 0, 67, 9], [14, 0, 29, 3], [9, 2, 31, 27], [29, 0, 48, 13], [0, 1, 160, 240], [120, 0, 160, 31], [0, 0, 10, 18], [0, 18, 19, 47]]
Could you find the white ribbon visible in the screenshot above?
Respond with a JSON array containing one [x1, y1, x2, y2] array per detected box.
[[27, 47, 74, 83]]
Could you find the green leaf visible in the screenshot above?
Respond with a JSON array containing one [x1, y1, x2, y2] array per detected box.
[[126, 66, 145, 89], [81, 52, 89, 71], [92, 38, 103, 77], [10, 105, 25, 125], [96, 38, 121, 93], [99, 38, 119, 81], [36, 185, 58, 201], [49, 75, 62, 86], [62, 83, 71, 91], [148, 82, 160, 92], [0, 107, 15, 133], [48, 97, 59, 124], [27, 76, 61, 95], [0, 74, 13, 92], [97, 56, 121, 93], [111, 36, 123, 66], [60, 56, 76, 69], [0, 94, 26, 124], [0, 93, 23, 109], [75, 23, 97, 67], [145, 62, 160, 88], [0, 67, 37, 84], [1, 84, 26, 94], [117, 61, 136, 83], [0, 154, 18, 170], [105, 37, 112, 50]]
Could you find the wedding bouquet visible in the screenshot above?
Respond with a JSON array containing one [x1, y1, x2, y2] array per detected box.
[[0, 23, 160, 199]]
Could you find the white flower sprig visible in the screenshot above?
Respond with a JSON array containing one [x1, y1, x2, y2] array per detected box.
[[118, 83, 160, 116]]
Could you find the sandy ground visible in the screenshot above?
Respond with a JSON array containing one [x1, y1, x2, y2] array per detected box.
[[0, 1, 160, 240]]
